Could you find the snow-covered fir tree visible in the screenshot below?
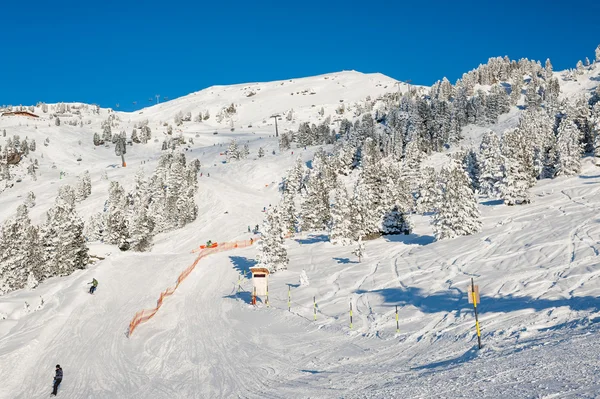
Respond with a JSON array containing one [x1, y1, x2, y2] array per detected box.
[[462, 149, 481, 193], [76, 170, 92, 201], [381, 205, 412, 235], [352, 237, 365, 262], [0, 205, 31, 294], [258, 147, 265, 158], [84, 212, 105, 242], [25, 191, 36, 208], [431, 161, 481, 240], [41, 188, 89, 278], [416, 166, 438, 214], [299, 170, 331, 232], [329, 181, 354, 245], [256, 206, 288, 273], [351, 176, 380, 239], [227, 140, 241, 161], [478, 131, 503, 198], [555, 118, 583, 176], [498, 128, 531, 205], [104, 181, 130, 250]]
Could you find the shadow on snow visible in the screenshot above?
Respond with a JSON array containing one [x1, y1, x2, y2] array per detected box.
[[229, 256, 257, 275], [295, 234, 329, 245], [333, 257, 359, 264], [481, 199, 504, 206], [383, 233, 435, 246], [355, 286, 600, 314]]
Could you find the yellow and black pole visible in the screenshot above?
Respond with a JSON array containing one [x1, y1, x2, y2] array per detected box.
[[471, 278, 482, 349], [349, 302, 353, 329], [313, 296, 317, 321], [395, 305, 399, 333]]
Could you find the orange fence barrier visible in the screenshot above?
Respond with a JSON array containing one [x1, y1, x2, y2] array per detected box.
[[128, 238, 256, 337]]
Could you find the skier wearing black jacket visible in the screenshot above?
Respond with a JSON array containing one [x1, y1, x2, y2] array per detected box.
[[51, 364, 63, 396]]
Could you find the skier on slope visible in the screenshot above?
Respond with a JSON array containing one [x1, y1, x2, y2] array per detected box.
[[51, 364, 63, 396], [88, 278, 98, 294]]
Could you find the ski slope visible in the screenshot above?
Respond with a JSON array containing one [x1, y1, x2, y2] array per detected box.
[[1, 65, 600, 398], [2, 144, 600, 397]]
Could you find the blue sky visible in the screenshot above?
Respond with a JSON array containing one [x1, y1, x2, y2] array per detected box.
[[1, 0, 599, 111]]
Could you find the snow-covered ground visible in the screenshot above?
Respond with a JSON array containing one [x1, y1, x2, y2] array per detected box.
[[1, 65, 600, 398]]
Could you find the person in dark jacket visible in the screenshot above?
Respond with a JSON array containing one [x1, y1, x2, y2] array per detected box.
[[51, 365, 63, 396]]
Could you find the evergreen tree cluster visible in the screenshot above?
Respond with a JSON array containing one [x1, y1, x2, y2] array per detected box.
[[86, 151, 199, 252], [0, 188, 88, 295], [226, 140, 250, 161]]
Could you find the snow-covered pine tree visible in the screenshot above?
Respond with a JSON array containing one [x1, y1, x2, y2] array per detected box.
[[285, 157, 306, 195], [351, 176, 380, 239], [24, 224, 44, 288], [431, 161, 481, 240], [416, 166, 438, 214], [27, 163, 37, 181], [258, 147, 265, 158], [498, 128, 531, 205], [131, 128, 139, 144], [312, 147, 336, 188], [381, 205, 412, 235], [101, 120, 112, 143], [462, 149, 481, 193], [555, 118, 583, 176], [401, 140, 423, 193], [478, 131, 503, 198], [329, 180, 354, 245], [0, 205, 31, 294], [299, 170, 331, 232], [352, 237, 365, 262], [104, 181, 130, 249], [227, 140, 240, 161], [256, 206, 288, 273], [130, 199, 154, 252], [332, 142, 355, 175], [510, 76, 522, 105], [25, 191, 36, 208], [41, 190, 89, 278], [84, 212, 105, 242], [518, 108, 556, 180], [545, 58, 553, 80], [165, 161, 186, 229]]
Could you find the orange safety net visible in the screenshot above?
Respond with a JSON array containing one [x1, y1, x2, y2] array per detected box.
[[128, 238, 256, 337]]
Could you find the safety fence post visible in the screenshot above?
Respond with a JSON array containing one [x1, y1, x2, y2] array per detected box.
[[266, 282, 270, 307], [469, 277, 482, 349], [288, 285, 291, 312], [395, 305, 399, 333], [349, 302, 353, 329]]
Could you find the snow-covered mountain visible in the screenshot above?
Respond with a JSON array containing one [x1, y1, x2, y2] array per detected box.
[[1, 58, 600, 398], [124, 70, 411, 130]]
